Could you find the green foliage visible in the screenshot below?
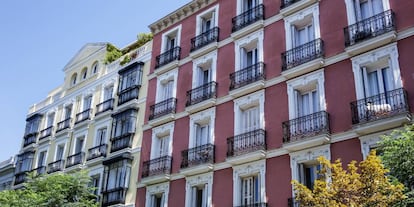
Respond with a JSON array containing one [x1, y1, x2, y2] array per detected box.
[[292, 152, 406, 207], [104, 43, 122, 65], [0, 171, 98, 207], [120, 54, 131, 66], [136, 33, 153, 47]]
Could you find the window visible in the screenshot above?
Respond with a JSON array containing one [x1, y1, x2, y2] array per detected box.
[[297, 163, 321, 190], [56, 144, 65, 161], [81, 67, 88, 80], [196, 5, 219, 36], [185, 173, 213, 207], [237, 0, 262, 13], [104, 85, 114, 101], [90, 174, 100, 196], [102, 157, 132, 205], [111, 109, 137, 138], [83, 96, 92, 110], [161, 26, 181, 52], [71, 73, 77, 86], [156, 69, 178, 102], [241, 175, 260, 205], [105, 161, 130, 190], [46, 113, 55, 128], [37, 151, 47, 167], [189, 108, 216, 148], [234, 90, 265, 134], [151, 193, 164, 207], [192, 52, 217, 88], [234, 30, 264, 76], [118, 63, 143, 92], [151, 123, 174, 159], [233, 160, 266, 206], [64, 105, 72, 120], [359, 130, 391, 159], [345, 0, 388, 24], [95, 128, 107, 146], [24, 114, 42, 136], [16, 151, 34, 173], [145, 183, 169, 207], [74, 137, 84, 154], [92, 62, 99, 74]]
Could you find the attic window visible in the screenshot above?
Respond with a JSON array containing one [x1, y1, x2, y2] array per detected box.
[[81, 67, 88, 80], [71, 73, 78, 86], [92, 62, 99, 74]]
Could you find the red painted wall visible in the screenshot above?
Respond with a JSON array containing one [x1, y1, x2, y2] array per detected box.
[[391, 0, 414, 32], [216, 43, 235, 97], [265, 83, 288, 150], [331, 138, 363, 166], [171, 116, 189, 174], [138, 130, 153, 183], [217, 0, 236, 40], [214, 102, 235, 163], [212, 168, 233, 207], [264, 20, 285, 78], [397, 37, 414, 112], [176, 61, 193, 113], [266, 155, 292, 206], [136, 187, 146, 207], [264, 0, 280, 18], [168, 179, 186, 207], [144, 78, 158, 125]]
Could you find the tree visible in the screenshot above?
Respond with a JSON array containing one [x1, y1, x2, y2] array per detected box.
[[0, 171, 98, 207], [379, 124, 414, 206], [292, 151, 406, 207]]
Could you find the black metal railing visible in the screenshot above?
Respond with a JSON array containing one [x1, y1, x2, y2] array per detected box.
[[32, 166, 46, 176], [181, 144, 215, 169], [95, 98, 114, 115], [87, 144, 107, 161], [142, 156, 172, 178], [230, 62, 265, 90], [75, 109, 91, 124], [191, 27, 220, 52], [344, 10, 395, 47], [110, 133, 134, 152], [39, 126, 53, 140], [351, 88, 409, 125], [280, 0, 302, 9], [227, 129, 266, 157], [56, 118, 71, 132], [118, 86, 140, 106], [288, 198, 300, 207], [235, 203, 268, 207], [155, 46, 181, 69], [232, 4, 265, 32], [282, 38, 324, 71], [14, 171, 29, 185], [102, 187, 127, 207], [149, 98, 177, 120], [282, 111, 330, 143], [23, 133, 37, 147], [66, 152, 85, 168], [186, 81, 217, 106], [47, 160, 65, 173]]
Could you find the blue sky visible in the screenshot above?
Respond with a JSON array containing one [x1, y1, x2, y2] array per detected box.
[[0, 0, 189, 161]]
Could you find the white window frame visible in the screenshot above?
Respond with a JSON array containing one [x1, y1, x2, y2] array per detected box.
[[344, 0, 390, 25], [192, 52, 217, 89], [45, 110, 56, 128], [359, 128, 395, 159], [234, 90, 265, 135], [286, 69, 326, 119], [36, 146, 48, 168], [145, 182, 170, 207], [195, 5, 219, 36], [161, 25, 182, 53], [234, 30, 264, 71], [236, 0, 263, 14], [54, 140, 67, 161], [156, 69, 178, 102], [151, 122, 175, 159], [284, 4, 321, 50], [73, 136, 85, 154], [189, 108, 216, 148], [185, 173, 213, 207], [233, 160, 266, 205], [88, 166, 104, 197], [351, 44, 402, 100]]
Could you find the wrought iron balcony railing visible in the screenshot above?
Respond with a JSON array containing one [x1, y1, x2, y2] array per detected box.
[[186, 81, 217, 106], [282, 111, 330, 143], [181, 143, 215, 169], [344, 10, 395, 47], [155, 46, 181, 69], [350, 88, 409, 125], [47, 159, 65, 173], [39, 126, 53, 140], [56, 118, 71, 133], [23, 133, 37, 147], [102, 187, 127, 207], [110, 133, 134, 153], [282, 38, 324, 71], [227, 129, 266, 157], [235, 202, 268, 207], [87, 144, 107, 161], [230, 62, 265, 90], [66, 152, 85, 168], [142, 155, 172, 178], [75, 109, 91, 124], [32, 166, 46, 176], [191, 27, 220, 52], [232, 4, 265, 32], [95, 98, 114, 115], [149, 98, 177, 120], [118, 85, 140, 106], [280, 0, 303, 9]]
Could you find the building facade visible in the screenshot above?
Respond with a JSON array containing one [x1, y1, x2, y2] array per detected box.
[[14, 41, 152, 207], [137, 0, 414, 206], [0, 156, 15, 191]]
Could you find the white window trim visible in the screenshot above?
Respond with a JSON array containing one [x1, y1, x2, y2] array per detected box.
[[189, 108, 216, 148], [236, 0, 264, 14], [36, 146, 49, 168], [45, 110, 56, 128], [185, 172, 213, 207], [234, 29, 264, 71], [192, 51, 218, 88], [156, 69, 178, 102], [54, 139, 67, 161], [145, 182, 170, 207], [284, 4, 321, 50], [88, 166, 105, 196], [344, 0, 390, 25], [101, 81, 115, 102], [351, 43, 402, 100], [286, 69, 326, 119], [72, 136, 86, 154], [161, 25, 182, 52], [195, 5, 219, 35], [233, 160, 266, 205], [151, 122, 175, 159], [359, 128, 395, 159], [234, 90, 265, 135]]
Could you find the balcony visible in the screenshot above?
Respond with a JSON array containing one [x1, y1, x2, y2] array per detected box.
[[141, 156, 172, 184], [56, 118, 71, 133], [232, 4, 265, 33], [344, 10, 396, 55], [186, 81, 217, 111], [180, 144, 215, 175], [23, 133, 37, 147], [149, 98, 177, 124], [39, 126, 53, 140], [47, 160, 65, 173], [282, 111, 330, 151], [102, 187, 127, 207], [281, 38, 324, 78], [235, 203, 268, 207], [155, 46, 181, 73], [75, 109, 91, 125], [110, 133, 133, 153], [87, 144, 107, 161], [32, 166, 46, 176], [351, 88, 411, 134], [190, 27, 220, 57], [66, 152, 85, 168], [118, 86, 140, 106], [95, 98, 114, 116], [229, 62, 265, 97], [227, 129, 266, 165]]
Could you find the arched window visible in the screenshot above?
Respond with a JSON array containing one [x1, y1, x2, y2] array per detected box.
[[92, 61, 99, 74], [71, 73, 78, 86], [81, 67, 88, 80]]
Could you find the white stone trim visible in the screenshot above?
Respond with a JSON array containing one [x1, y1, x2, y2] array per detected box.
[[232, 160, 266, 205], [156, 68, 178, 102], [151, 122, 175, 159], [192, 51, 218, 88], [359, 128, 395, 159], [185, 172, 213, 207], [233, 90, 265, 134], [344, 0, 390, 25], [161, 25, 182, 52], [145, 182, 170, 207], [189, 108, 216, 148], [195, 5, 219, 36], [234, 29, 264, 71], [54, 138, 68, 161]]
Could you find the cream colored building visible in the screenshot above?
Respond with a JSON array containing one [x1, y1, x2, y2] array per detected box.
[[14, 41, 152, 207]]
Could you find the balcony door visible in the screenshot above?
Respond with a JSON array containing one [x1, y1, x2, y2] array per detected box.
[[243, 0, 259, 12], [75, 138, 84, 154], [95, 128, 107, 146], [241, 175, 260, 206], [37, 151, 46, 168], [298, 163, 321, 190], [56, 145, 64, 161], [295, 89, 321, 134], [104, 86, 114, 101], [240, 106, 260, 134], [191, 184, 208, 207], [240, 47, 258, 82], [355, 0, 384, 20]]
